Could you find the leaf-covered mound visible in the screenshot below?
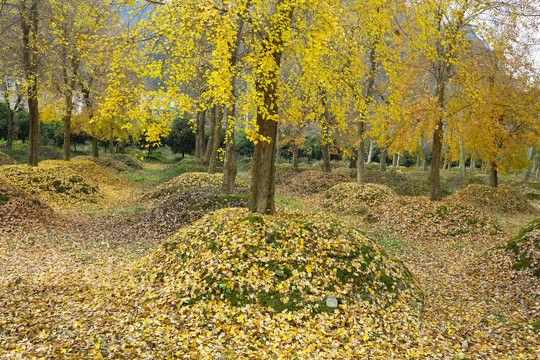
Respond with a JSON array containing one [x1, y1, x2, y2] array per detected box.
[[132, 208, 420, 313], [505, 218, 540, 277], [286, 170, 352, 195], [0, 151, 17, 165], [0, 160, 132, 211], [372, 197, 504, 241], [317, 182, 396, 215], [38, 146, 62, 160], [448, 184, 534, 214], [111, 154, 144, 170], [73, 155, 132, 172], [150, 172, 248, 199], [0, 177, 55, 234], [127, 187, 249, 241]]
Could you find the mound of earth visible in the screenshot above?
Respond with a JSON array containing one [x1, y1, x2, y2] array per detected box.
[[150, 172, 248, 199], [286, 170, 352, 195], [0, 160, 132, 211], [38, 147, 62, 160], [112, 154, 144, 170], [165, 158, 218, 180], [317, 182, 396, 215], [127, 187, 249, 240], [132, 208, 420, 312], [448, 184, 534, 213], [0, 151, 17, 165], [372, 197, 504, 242], [73, 155, 131, 172], [0, 177, 55, 234], [505, 219, 540, 277]]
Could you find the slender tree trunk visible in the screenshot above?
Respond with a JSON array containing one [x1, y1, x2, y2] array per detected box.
[[366, 139, 374, 164], [62, 106, 72, 161], [118, 139, 126, 154], [416, 154, 421, 167], [109, 128, 114, 154], [429, 79, 446, 201], [6, 110, 15, 149], [292, 145, 299, 169], [203, 106, 216, 166], [320, 89, 331, 173], [470, 158, 475, 171], [357, 121, 365, 184], [92, 136, 99, 158], [522, 148, 535, 182], [392, 154, 398, 167], [222, 106, 237, 194], [488, 161, 498, 187], [195, 111, 202, 158], [21, 0, 39, 166], [208, 106, 223, 174], [380, 148, 387, 172]]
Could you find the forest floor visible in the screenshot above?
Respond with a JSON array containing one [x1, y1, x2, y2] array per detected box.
[[0, 156, 539, 359]]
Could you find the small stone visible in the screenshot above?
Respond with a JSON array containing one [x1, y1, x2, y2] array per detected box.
[[275, 270, 284, 277], [13, 275, 22, 285], [325, 294, 338, 308], [461, 341, 468, 349]]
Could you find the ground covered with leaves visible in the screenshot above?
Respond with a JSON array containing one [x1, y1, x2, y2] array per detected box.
[[0, 160, 539, 359]]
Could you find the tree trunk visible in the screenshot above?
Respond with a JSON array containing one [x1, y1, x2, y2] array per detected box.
[[195, 111, 202, 158], [392, 154, 398, 167], [522, 148, 535, 182], [109, 128, 114, 154], [62, 110, 72, 161], [208, 106, 223, 174], [488, 161, 498, 187], [222, 106, 237, 194], [416, 154, 421, 167], [357, 121, 365, 184], [292, 145, 299, 169], [470, 158, 475, 171], [203, 106, 216, 166], [429, 78, 446, 201], [92, 136, 99, 158], [118, 139, 126, 154], [6, 110, 15, 149], [380, 148, 387, 172], [320, 89, 331, 173], [21, 0, 39, 166], [366, 139, 374, 164]]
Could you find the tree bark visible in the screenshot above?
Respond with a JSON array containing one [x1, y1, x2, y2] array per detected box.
[[320, 88, 331, 173], [109, 128, 114, 154], [470, 158, 475, 171], [292, 145, 298, 169], [522, 148, 535, 182], [203, 106, 216, 166], [366, 139, 374, 164], [429, 78, 446, 201], [208, 105, 223, 174], [392, 153, 398, 167], [222, 106, 237, 194], [194, 111, 202, 158], [92, 136, 99, 158], [62, 106, 72, 161], [380, 148, 387, 172], [21, 0, 39, 166], [357, 121, 365, 184], [488, 161, 498, 187]]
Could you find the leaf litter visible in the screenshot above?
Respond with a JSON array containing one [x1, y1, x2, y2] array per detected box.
[[0, 163, 539, 359]]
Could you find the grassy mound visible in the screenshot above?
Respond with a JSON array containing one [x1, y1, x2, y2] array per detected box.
[[287, 170, 352, 195], [0, 177, 54, 234], [132, 208, 419, 313], [505, 219, 540, 277], [0, 160, 132, 211], [163, 158, 214, 181], [373, 197, 503, 241], [0, 151, 17, 165], [112, 154, 144, 170], [38, 146, 62, 160], [448, 184, 534, 213], [151, 172, 248, 199], [73, 155, 132, 172], [318, 182, 396, 215], [128, 187, 249, 240]]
